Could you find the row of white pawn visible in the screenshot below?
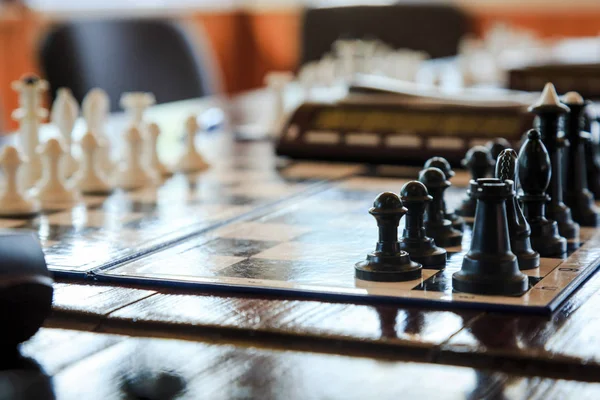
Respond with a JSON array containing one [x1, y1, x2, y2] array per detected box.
[[0, 89, 209, 217]]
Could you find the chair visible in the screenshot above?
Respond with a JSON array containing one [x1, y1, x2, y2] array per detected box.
[[300, 4, 473, 64], [39, 18, 217, 111]]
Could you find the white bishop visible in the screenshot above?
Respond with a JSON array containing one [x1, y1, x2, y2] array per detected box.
[[0, 145, 40, 217], [82, 88, 113, 173], [35, 138, 79, 210]]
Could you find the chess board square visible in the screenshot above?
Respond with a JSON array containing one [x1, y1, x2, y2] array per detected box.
[[251, 241, 363, 265], [114, 253, 243, 277], [227, 182, 309, 198], [200, 238, 281, 257], [219, 258, 331, 282], [45, 238, 123, 268], [46, 208, 145, 229], [218, 222, 312, 241]]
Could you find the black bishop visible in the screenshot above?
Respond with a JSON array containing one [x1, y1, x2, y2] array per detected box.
[[518, 129, 567, 257]]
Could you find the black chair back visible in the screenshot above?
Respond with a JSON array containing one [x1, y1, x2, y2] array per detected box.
[[39, 18, 214, 110], [300, 5, 473, 64]]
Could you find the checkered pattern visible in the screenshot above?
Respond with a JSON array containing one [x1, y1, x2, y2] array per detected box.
[[101, 174, 594, 313], [0, 161, 362, 274]]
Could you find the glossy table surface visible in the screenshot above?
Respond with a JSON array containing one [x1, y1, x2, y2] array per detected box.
[[6, 90, 600, 398]]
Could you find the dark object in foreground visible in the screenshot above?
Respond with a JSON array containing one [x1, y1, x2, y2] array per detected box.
[[355, 192, 422, 281], [0, 232, 53, 349], [453, 178, 528, 296]]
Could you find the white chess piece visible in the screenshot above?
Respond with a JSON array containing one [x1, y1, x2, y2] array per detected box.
[[11, 75, 48, 189], [145, 122, 171, 178], [73, 131, 112, 195], [51, 88, 79, 177], [0, 145, 40, 217], [82, 88, 113, 173], [264, 71, 294, 136], [298, 62, 317, 101], [35, 138, 79, 210], [120, 92, 156, 127], [174, 116, 209, 173], [114, 126, 154, 190]]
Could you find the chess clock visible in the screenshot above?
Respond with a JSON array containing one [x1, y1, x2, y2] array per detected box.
[[275, 77, 535, 165]]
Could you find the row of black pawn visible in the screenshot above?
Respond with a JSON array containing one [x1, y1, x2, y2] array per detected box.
[[356, 129, 561, 297]]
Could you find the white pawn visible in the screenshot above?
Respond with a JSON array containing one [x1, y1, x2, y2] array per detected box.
[[174, 116, 209, 174], [114, 126, 153, 190], [0, 145, 40, 217], [82, 88, 113, 174], [73, 131, 112, 195], [51, 88, 79, 178], [145, 123, 171, 178], [35, 138, 79, 211], [120, 92, 156, 127]]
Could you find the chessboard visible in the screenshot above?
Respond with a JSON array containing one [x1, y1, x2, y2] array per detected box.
[[0, 136, 361, 277], [77, 165, 599, 316]]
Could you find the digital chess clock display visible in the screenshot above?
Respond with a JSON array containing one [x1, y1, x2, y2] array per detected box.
[[276, 102, 533, 165], [312, 107, 525, 137]]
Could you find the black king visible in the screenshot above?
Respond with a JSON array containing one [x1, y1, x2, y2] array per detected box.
[[528, 82, 580, 245]]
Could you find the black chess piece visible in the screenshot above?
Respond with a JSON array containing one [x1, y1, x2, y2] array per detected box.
[[0, 232, 53, 350], [418, 167, 463, 247], [518, 129, 567, 257], [529, 83, 580, 243], [486, 137, 511, 160], [584, 136, 600, 199], [399, 181, 447, 268], [423, 157, 465, 231], [355, 192, 422, 281], [495, 149, 540, 270], [457, 146, 494, 218], [562, 91, 600, 226], [452, 178, 528, 296]]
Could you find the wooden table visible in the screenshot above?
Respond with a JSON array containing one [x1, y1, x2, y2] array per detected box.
[[6, 90, 600, 399]]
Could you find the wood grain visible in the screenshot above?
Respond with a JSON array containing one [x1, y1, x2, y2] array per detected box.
[[7, 327, 600, 400]]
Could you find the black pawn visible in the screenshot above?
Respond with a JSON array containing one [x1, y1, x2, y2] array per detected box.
[[529, 83, 579, 242], [452, 178, 528, 296], [584, 136, 600, 199], [355, 192, 422, 281], [457, 146, 494, 218], [496, 149, 540, 270], [486, 137, 511, 161], [518, 129, 567, 257], [562, 92, 600, 226], [419, 167, 463, 247], [399, 181, 447, 268], [424, 157, 465, 231]]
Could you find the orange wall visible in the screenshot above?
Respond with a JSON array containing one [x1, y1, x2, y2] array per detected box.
[[1, 5, 600, 130]]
